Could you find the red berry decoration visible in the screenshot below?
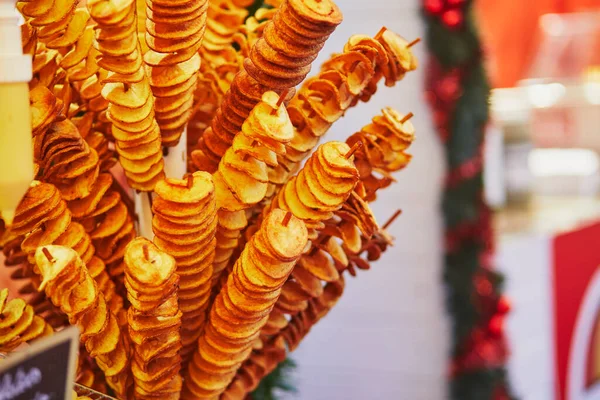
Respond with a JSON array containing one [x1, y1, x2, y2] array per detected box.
[[488, 315, 504, 337], [447, 0, 466, 7], [441, 9, 464, 30], [497, 296, 512, 315], [424, 0, 444, 15]]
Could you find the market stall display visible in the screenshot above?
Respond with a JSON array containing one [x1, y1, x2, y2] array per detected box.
[[0, 0, 419, 398]]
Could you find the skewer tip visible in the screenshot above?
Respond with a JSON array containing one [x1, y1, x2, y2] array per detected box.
[[187, 173, 194, 189], [382, 209, 402, 230], [282, 211, 292, 227], [42, 247, 54, 263], [407, 38, 421, 48], [271, 89, 289, 115], [374, 26, 388, 40], [345, 141, 363, 159], [400, 112, 414, 124]]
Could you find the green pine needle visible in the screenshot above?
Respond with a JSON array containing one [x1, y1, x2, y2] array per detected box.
[[251, 358, 297, 400]]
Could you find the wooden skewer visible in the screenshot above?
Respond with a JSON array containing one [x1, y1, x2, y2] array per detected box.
[[282, 211, 292, 227], [271, 89, 290, 115], [407, 38, 421, 48], [42, 247, 54, 263], [146, 192, 153, 208], [187, 173, 193, 189], [400, 112, 414, 124], [374, 26, 387, 40], [349, 60, 361, 73], [142, 244, 150, 261], [382, 209, 402, 230], [345, 141, 363, 159]]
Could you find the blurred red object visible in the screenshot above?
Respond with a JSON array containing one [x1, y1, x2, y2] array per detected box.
[[476, 0, 600, 88]]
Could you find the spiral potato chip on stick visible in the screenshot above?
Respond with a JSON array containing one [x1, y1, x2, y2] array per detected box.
[[183, 209, 308, 399], [34, 245, 132, 398], [236, 120, 413, 396], [11, 182, 125, 326], [151, 172, 217, 364], [28, 62, 112, 174], [88, 0, 165, 191], [347, 108, 415, 201], [35, 119, 100, 202], [124, 238, 183, 399], [232, 230, 393, 396], [268, 28, 419, 195], [191, 0, 343, 174], [34, 113, 135, 287], [233, 232, 393, 398], [2, 183, 67, 328], [258, 191, 377, 340], [0, 288, 54, 352], [211, 91, 294, 284], [187, 0, 248, 155], [225, 277, 344, 398], [143, 0, 208, 147], [265, 141, 360, 240], [261, 109, 415, 336], [18, 2, 106, 115], [230, 119, 412, 396]]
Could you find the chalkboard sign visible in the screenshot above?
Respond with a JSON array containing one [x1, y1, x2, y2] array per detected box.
[[0, 326, 79, 400]]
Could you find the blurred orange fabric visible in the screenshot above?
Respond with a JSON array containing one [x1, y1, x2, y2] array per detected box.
[[476, 0, 600, 88]]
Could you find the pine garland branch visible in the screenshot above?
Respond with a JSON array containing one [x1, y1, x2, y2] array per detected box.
[[251, 358, 297, 400], [422, 0, 516, 399]]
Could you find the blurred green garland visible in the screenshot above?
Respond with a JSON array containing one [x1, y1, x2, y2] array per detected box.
[[251, 358, 297, 400], [422, 1, 516, 399]]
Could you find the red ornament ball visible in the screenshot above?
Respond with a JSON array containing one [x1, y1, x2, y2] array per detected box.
[[474, 276, 493, 297], [488, 315, 504, 337], [441, 9, 464, 29], [424, 0, 444, 15], [447, 0, 466, 6], [497, 296, 512, 315]]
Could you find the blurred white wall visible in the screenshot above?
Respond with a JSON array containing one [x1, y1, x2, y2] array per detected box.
[[496, 235, 556, 400], [283, 1, 450, 398]]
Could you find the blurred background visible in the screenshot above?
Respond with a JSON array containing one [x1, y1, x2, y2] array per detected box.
[[478, 2, 600, 400]]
